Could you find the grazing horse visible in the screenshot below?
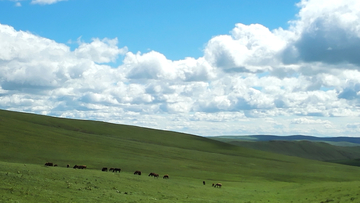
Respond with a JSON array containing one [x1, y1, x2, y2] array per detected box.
[[113, 168, 121, 173], [203, 181, 206, 185], [214, 183, 222, 188], [163, 174, 169, 179], [134, 170, 141, 175], [54, 164, 58, 167], [67, 164, 70, 168], [45, 162, 53, 166], [109, 168, 115, 172], [102, 167, 108, 172], [73, 165, 87, 169], [148, 172, 159, 178]]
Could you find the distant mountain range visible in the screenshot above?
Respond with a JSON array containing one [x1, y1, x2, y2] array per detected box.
[[208, 135, 360, 166], [210, 135, 360, 146]]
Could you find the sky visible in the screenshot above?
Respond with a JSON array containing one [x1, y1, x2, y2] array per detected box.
[[0, 0, 360, 137]]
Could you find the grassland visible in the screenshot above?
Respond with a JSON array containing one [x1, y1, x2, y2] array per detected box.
[[1, 109, 360, 202]]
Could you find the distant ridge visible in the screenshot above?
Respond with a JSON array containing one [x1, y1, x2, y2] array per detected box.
[[211, 135, 360, 145], [209, 135, 360, 164]]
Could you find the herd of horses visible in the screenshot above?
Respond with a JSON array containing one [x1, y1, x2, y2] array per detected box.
[[44, 162, 222, 187]]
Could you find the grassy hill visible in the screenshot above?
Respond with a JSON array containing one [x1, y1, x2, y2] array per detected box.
[[2, 109, 360, 202], [209, 135, 360, 164]]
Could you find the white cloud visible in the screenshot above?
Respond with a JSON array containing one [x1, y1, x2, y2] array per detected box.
[[74, 38, 127, 63], [291, 117, 332, 125], [31, 0, 66, 5], [204, 23, 286, 73], [283, 0, 360, 65]]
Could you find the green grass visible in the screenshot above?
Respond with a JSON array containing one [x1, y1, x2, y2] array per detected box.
[[2, 109, 360, 202], [2, 162, 360, 202]]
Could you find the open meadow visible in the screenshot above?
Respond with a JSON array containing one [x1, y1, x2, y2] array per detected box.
[[1, 109, 360, 202]]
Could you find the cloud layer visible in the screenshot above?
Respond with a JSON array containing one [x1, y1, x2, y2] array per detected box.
[[1, 0, 360, 136]]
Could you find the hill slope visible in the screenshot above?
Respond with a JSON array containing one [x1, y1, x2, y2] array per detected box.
[[2, 109, 360, 202], [209, 135, 360, 163]]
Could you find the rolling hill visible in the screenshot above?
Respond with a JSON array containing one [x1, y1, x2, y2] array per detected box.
[[2, 109, 360, 202], [209, 135, 360, 164]]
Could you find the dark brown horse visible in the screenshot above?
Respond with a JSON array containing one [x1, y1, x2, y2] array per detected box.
[[67, 164, 70, 168], [54, 164, 58, 167], [203, 181, 206, 185], [113, 168, 121, 173], [134, 170, 141, 175], [109, 168, 115, 172], [148, 172, 159, 178], [214, 183, 222, 188], [163, 174, 169, 179], [73, 165, 87, 169], [44, 162, 53, 166], [102, 167, 108, 172]]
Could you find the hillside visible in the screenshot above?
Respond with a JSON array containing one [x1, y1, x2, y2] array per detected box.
[[211, 135, 360, 146], [2, 109, 360, 202], [0, 109, 358, 180], [209, 135, 360, 163]]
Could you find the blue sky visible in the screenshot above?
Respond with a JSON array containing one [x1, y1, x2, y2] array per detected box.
[[1, 0, 360, 137]]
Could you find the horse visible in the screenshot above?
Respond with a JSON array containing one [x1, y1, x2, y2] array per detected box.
[[44, 162, 53, 166], [203, 181, 206, 185], [113, 168, 121, 173], [67, 164, 70, 168], [148, 172, 159, 178], [73, 165, 87, 169], [134, 170, 141, 175], [214, 183, 222, 188], [109, 168, 115, 172], [54, 164, 58, 167], [102, 167, 108, 172], [163, 174, 169, 179]]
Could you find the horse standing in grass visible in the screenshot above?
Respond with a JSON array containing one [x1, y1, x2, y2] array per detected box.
[[44, 162, 53, 166], [113, 168, 121, 173], [148, 172, 159, 178], [213, 183, 222, 188], [102, 167, 108, 172], [73, 165, 87, 169], [134, 170, 141, 175], [163, 174, 169, 179], [203, 181, 206, 185]]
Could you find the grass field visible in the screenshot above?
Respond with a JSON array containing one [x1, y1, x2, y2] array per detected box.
[[1, 109, 360, 202]]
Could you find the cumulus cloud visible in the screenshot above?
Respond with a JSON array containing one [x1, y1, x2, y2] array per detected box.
[[283, 0, 360, 65], [204, 23, 287, 73], [1, 0, 360, 136], [74, 38, 127, 63]]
